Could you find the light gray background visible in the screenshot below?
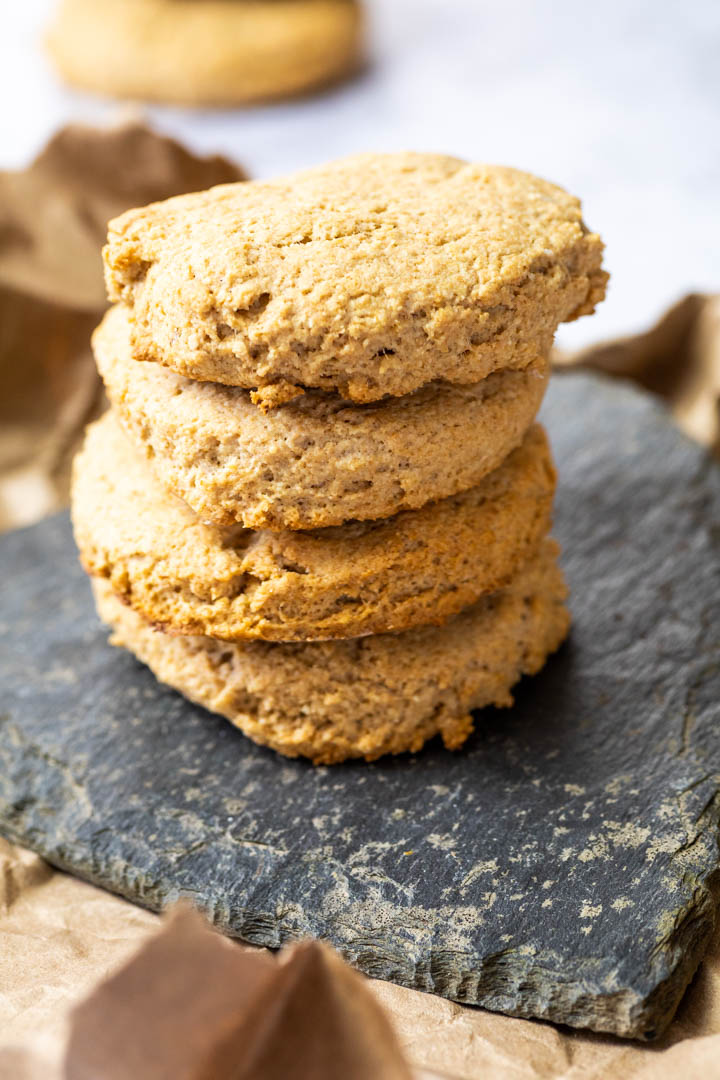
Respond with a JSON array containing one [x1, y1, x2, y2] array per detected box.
[[1, 0, 718, 349]]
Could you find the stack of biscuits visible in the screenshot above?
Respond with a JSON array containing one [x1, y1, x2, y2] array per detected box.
[[71, 153, 607, 764]]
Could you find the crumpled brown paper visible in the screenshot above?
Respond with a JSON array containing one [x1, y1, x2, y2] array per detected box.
[[0, 121, 246, 311], [0, 857, 415, 1080], [0, 121, 245, 531], [60, 905, 412, 1080], [2, 122, 720, 1079], [555, 292, 720, 457]]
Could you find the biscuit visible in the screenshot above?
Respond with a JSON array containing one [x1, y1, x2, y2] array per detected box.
[[73, 411, 556, 642], [95, 304, 550, 530], [104, 153, 607, 401], [92, 539, 570, 763], [47, 0, 364, 107]]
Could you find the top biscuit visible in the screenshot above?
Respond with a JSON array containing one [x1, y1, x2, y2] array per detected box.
[[104, 153, 607, 402]]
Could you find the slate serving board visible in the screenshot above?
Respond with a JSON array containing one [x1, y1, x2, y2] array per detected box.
[[0, 372, 718, 1040]]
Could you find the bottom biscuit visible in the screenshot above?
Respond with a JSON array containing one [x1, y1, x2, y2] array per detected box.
[[92, 540, 570, 764]]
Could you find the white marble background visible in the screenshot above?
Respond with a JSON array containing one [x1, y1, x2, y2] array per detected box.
[[1, 0, 718, 348]]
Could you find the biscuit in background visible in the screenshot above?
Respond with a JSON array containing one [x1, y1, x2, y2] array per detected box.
[[47, 0, 366, 107]]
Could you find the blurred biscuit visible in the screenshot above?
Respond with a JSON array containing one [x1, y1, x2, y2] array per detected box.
[[47, 0, 364, 107]]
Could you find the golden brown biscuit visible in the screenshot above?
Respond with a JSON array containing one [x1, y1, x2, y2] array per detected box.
[[47, 0, 364, 107], [73, 411, 557, 641], [104, 153, 606, 401], [92, 539, 570, 763], [95, 304, 550, 530]]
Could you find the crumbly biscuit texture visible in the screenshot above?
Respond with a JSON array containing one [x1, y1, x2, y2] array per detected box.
[[47, 0, 364, 107], [95, 304, 550, 529], [73, 411, 556, 642], [93, 539, 570, 763], [104, 153, 607, 401]]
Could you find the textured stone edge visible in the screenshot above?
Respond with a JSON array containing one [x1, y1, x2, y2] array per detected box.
[[2, 792, 718, 1040]]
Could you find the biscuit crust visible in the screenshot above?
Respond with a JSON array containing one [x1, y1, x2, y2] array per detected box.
[[74, 411, 557, 642], [95, 304, 550, 530], [92, 539, 571, 763], [104, 153, 606, 401]]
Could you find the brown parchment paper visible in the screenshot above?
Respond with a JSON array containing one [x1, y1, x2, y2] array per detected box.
[[0, 120, 245, 532], [1, 123, 720, 1078], [554, 292, 720, 458], [61, 905, 413, 1080]]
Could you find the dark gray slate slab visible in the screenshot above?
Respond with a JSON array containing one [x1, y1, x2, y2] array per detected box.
[[0, 372, 718, 1040]]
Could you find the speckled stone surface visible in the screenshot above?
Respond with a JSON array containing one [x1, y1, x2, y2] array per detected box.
[[0, 372, 718, 1040]]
